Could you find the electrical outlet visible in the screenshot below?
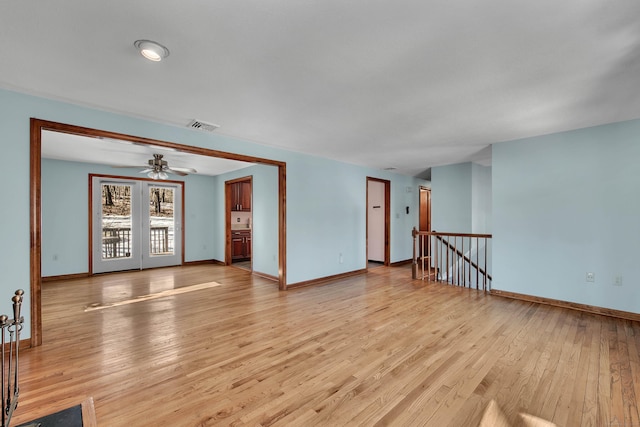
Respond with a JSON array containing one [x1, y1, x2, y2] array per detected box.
[[586, 272, 595, 282], [614, 276, 623, 286], [339, 253, 344, 264]]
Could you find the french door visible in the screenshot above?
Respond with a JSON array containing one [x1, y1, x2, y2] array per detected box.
[[92, 177, 182, 274]]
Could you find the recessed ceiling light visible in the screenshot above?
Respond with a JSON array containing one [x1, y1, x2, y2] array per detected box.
[[134, 40, 170, 62]]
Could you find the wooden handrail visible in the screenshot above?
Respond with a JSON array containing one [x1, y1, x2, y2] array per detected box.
[[412, 229, 492, 239]]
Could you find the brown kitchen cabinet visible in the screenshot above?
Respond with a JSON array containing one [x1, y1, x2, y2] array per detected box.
[[231, 230, 251, 260], [231, 181, 251, 212]]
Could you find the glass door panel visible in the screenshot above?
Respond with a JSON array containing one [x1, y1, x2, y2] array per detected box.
[[92, 178, 142, 273], [101, 183, 133, 260], [148, 187, 174, 256], [141, 183, 182, 269]]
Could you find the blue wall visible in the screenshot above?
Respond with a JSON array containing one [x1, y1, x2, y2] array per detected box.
[[493, 120, 640, 313], [41, 159, 218, 276], [184, 173, 218, 263], [431, 162, 473, 233], [0, 88, 427, 338], [471, 163, 492, 234], [41, 159, 92, 276], [431, 162, 492, 234]]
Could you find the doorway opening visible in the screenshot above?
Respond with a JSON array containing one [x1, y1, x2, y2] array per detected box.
[[366, 177, 390, 268], [419, 186, 431, 233], [226, 177, 253, 271], [91, 176, 184, 274], [30, 119, 288, 347], [419, 186, 431, 257]]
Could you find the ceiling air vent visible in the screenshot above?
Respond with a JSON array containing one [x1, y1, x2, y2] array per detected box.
[[187, 119, 220, 132]]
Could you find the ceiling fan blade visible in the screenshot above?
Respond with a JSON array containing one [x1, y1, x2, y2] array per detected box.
[[169, 166, 197, 173], [111, 155, 196, 178], [166, 168, 188, 176]]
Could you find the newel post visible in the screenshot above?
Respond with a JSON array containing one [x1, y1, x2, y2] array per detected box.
[[412, 227, 418, 279]]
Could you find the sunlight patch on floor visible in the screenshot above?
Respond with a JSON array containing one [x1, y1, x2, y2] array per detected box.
[[84, 281, 223, 312]]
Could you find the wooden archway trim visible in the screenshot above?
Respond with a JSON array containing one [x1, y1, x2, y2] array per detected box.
[[30, 118, 287, 347]]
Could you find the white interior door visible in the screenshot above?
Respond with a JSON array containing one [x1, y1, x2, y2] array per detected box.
[[367, 180, 385, 262], [92, 177, 182, 274]]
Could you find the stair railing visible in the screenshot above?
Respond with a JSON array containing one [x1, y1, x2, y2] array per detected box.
[[412, 228, 492, 290]]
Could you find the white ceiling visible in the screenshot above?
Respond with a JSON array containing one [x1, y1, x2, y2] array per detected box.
[[41, 130, 254, 177], [3, 1, 640, 177]]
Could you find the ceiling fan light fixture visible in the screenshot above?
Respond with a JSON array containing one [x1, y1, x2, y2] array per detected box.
[[116, 154, 190, 179], [147, 169, 169, 180], [134, 40, 170, 62]]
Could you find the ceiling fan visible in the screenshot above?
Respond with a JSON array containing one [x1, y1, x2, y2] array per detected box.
[[113, 154, 197, 179]]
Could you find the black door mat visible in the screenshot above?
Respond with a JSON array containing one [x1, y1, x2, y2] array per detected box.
[[15, 404, 82, 427]]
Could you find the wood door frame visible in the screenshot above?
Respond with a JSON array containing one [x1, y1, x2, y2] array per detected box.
[[366, 177, 391, 267], [30, 118, 288, 347], [419, 186, 431, 232], [225, 176, 252, 266], [418, 186, 431, 259]]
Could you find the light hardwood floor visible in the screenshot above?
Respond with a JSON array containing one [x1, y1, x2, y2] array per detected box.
[[11, 265, 640, 426]]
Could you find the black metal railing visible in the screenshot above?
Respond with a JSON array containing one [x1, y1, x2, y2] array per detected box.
[[102, 227, 131, 259], [102, 226, 171, 259], [149, 227, 169, 255]]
